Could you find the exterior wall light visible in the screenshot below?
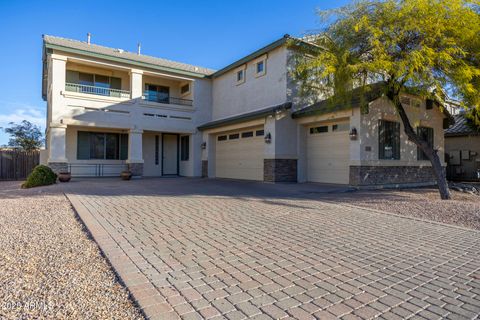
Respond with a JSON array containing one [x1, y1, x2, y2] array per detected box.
[[264, 132, 272, 144], [349, 127, 358, 140], [201, 142, 207, 149]]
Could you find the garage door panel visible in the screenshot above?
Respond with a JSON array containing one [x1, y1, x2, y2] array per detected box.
[[306, 122, 350, 184], [215, 130, 263, 181]]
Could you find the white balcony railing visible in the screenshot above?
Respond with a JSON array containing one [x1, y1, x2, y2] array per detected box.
[[65, 83, 130, 99]]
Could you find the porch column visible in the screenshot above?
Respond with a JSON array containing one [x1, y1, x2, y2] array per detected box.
[[129, 69, 143, 100], [127, 128, 143, 177], [47, 123, 68, 173]]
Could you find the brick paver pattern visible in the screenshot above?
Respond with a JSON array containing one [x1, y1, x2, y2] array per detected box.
[[66, 179, 480, 319]]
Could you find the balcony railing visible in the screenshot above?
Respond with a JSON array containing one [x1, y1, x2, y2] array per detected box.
[[65, 83, 131, 99], [142, 91, 193, 106]]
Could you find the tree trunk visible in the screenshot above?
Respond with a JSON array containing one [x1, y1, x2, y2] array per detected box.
[[386, 87, 451, 200]]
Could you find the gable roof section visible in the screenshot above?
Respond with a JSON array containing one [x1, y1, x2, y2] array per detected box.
[[292, 83, 455, 126], [43, 35, 216, 77], [292, 83, 386, 118], [210, 35, 291, 79], [198, 102, 292, 131], [445, 114, 480, 137]]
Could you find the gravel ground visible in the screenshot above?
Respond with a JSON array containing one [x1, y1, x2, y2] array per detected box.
[[0, 181, 144, 319], [317, 186, 480, 230]]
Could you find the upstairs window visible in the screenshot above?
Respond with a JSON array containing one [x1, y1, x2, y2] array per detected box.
[[144, 84, 170, 103], [66, 70, 122, 96], [256, 61, 264, 74], [254, 56, 267, 77], [417, 127, 434, 161], [378, 120, 400, 160], [180, 83, 190, 96], [236, 69, 245, 84]]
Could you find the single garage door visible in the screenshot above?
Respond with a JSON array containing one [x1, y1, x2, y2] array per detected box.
[[216, 127, 264, 181], [307, 121, 350, 184]]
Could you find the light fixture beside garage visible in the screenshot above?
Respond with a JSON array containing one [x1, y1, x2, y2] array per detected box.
[[201, 142, 207, 149], [264, 132, 272, 144], [349, 127, 358, 140]]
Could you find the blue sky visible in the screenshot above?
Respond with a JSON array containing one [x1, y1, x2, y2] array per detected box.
[[0, 0, 349, 146]]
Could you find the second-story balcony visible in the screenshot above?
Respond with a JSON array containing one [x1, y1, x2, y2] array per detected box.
[[65, 83, 131, 99], [142, 91, 193, 107]]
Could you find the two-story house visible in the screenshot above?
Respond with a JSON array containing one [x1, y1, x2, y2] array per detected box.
[[42, 34, 452, 187]]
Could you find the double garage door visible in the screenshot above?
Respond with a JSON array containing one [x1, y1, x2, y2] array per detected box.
[[214, 121, 350, 184], [215, 127, 264, 181], [306, 121, 350, 184]]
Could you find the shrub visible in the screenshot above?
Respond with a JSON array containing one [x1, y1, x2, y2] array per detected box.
[[22, 165, 57, 188]]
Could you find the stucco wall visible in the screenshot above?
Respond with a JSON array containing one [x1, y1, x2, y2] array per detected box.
[[357, 96, 446, 166], [211, 46, 288, 120]]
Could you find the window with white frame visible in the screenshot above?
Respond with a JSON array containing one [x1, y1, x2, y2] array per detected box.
[[254, 55, 267, 77], [236, 67, 245, 85]]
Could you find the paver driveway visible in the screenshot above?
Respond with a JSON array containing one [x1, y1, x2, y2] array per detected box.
[[64, 178, 480, 320]]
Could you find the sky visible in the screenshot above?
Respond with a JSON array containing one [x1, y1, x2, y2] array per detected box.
[[0, 0, 350, 146]]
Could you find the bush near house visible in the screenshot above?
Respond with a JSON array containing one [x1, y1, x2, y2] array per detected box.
[[22, 165, 57, 188]]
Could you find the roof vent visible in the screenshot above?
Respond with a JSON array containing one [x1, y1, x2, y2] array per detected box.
[[137, 42, 141, 55], [115, 48, 124, 53], [87, 33, 91, 45]]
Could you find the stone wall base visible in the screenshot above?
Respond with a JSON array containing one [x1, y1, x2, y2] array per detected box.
[[128, 163, 143, 177], [264, 159, 297, 183], [48, 162, 68, 174], [349, 165, 439, 186], [202, 160, 208, 178]]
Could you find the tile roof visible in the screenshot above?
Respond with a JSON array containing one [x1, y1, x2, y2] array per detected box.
[[292, 83, 386, 118], [198, 102, 292, 131], [43, 35, 216, 76], [445, 114, 480, 136]]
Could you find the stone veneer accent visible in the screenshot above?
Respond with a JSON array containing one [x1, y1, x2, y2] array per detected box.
[[349, 165, 438, 186], [264, 159, 297, 183], [48, 162, 68, 174], [128, 163, 143, 177], [202, 160, 208, 178]]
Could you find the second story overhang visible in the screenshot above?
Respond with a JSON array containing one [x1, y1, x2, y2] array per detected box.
[[42, 35, 215, 102]]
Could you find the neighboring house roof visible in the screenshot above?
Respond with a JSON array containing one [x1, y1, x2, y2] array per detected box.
[[198, 102, 292, 131], [445, 114, 480, 137], [43, 35, 216, 77], [292, 83, 455, 126]]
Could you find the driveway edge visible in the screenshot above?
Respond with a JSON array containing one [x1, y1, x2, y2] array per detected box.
[[65, 193, 179, 320]]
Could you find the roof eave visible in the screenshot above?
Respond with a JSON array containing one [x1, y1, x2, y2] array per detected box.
[[198, 102, 292, 131], [43, 42, 211, 78], [210, 35, 290, 79]]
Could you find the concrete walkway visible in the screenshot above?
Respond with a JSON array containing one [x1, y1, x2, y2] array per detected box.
[[64, 178, 480, 320]]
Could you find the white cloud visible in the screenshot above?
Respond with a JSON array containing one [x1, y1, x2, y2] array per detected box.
[[0, 102, 45, 146]]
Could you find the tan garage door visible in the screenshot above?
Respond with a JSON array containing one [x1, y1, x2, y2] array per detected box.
[[307, 121, 350, 184], [215, 127, 264, 181]]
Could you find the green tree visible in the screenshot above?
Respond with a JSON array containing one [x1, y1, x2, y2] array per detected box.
[[2, 120, 44, 151], [290, 0, 480, 199]]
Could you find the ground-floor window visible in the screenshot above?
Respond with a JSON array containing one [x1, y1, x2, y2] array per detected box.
[[417, 127, 434, 160], [378, 120, 400, 160], [180, 135, 189, 161], [77, 131, 128, 160]]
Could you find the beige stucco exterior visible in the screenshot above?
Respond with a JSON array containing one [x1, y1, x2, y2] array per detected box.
[[43, 35, 449, 185]]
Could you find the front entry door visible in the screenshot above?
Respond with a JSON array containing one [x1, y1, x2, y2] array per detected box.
[[162, 134, 178, 175]]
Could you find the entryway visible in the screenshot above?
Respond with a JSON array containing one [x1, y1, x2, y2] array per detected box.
[[162, 134, 178, 175]]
